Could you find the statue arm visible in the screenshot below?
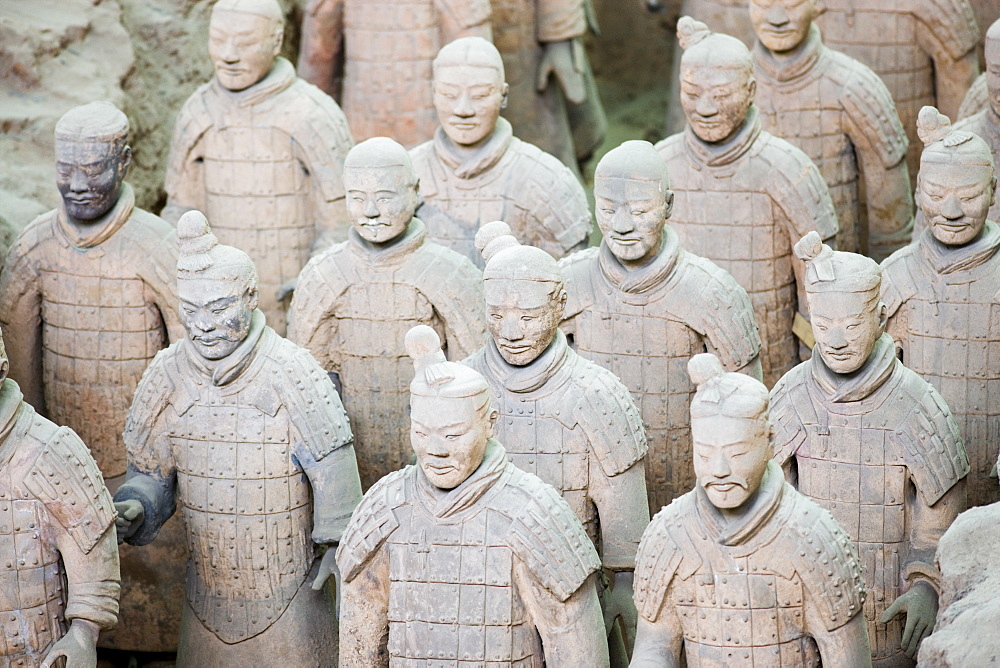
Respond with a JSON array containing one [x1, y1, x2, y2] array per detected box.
[[914, 8, 980, 119], [908, 477, 966, 578], [338, 547, 391, 667], [140, 235, 184, 343], [629, 605, 683, 667], [0, 239, 44, 412], [297, 443, 363, 545], [297, 0, 346, 98], [437, 0, 492, 42], [930, 47, 979, 121], [161, 110, 207, 225], [808, 611, 873, 667], [55, 516, 121, 633], [589, 459, 648, 572]]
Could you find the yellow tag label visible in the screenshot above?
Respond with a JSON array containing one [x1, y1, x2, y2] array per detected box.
[[792, 312, 815, 349]]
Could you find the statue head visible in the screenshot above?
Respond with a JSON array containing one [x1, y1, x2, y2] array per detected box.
[[407, 325, 499, 490], [209, 0, 284, 92], [54, 102, 131, 221], [916, 106, 996, 246], [432, 37, 509, 149], [343, 137, 420, 244], [795, 231, 886, 375], [986, 19, 1000, 118], [477, 221, 566, 367], [749, 0, 820, 54], [677, 17, 756, 143], [176, 210, 260, 361], [594, 140, 674, 267], [688, 353, 772, 511]]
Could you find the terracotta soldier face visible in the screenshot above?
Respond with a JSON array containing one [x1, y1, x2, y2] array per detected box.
[[410, 394, 498, 489], [594, 175, 673, 267], [178, 277, 259, 360], [484, 279, 566, 366], [208, 9, 281, 92], [433, 64, 508, 148], [55, 137, 130, 221], [749, 0, 817, 54], [344, 165, 419, 244], [680, 64, 756, 144], [809, 290, 886, 375], [917, 163, 996, 246], [692, 414, 770, 510]]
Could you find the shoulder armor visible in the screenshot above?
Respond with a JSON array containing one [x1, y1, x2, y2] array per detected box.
[[287, 243, 351, 357], [0, 211, 53, 311], [558, 247, 599, 320], [633, 494, 702, 622], [572, 358, 647, 476], [336, 468, 407, 582], [284, 80, 355, 202], [653, 133, 685, 163], [914, 0, 980, 60], [838, 59, 909, 169], [123, 345, 180, 453], [163, 85, 215, 197], [503, 468, 601, 601], [25, 425, 116, 554], [879, 245, 923, 320], [435, 0, 491, 29], [769, 365, 813, 466], [958, 74, 988, 119], [758, 133, 840, 241]]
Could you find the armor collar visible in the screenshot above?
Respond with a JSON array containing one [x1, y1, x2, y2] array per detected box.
[[433, 117, 514, 179], [56, 182, 135, 250], [348, 217, 426, 265], [694, 460, 784, 547], [918, 220, 1000, 275], [684, 106, 763, 168], [182, 308, 267, 386], [484, 329, 571, 394], [810, 332, 897, 403], [598, 226, 681, 295], [753, 24, 825, 84], [212, 57, 296, 109], [415, 439, 509, 519]]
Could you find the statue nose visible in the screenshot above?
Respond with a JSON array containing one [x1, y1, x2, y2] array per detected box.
[[941, 194, 964, 219]]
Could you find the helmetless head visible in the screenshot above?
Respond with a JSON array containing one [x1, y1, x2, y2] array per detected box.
[[176, 210, 260, 361], [594, 141, 674, 267], [677, 17, 756, 144], [795, 231, 886, 375], [432, 37, 509, 149], [477, 221, 566, 367], [749, 0, 820, 54], [54, 102, 132, 222], [343, 138, 420, 244], [986, 19, 1000, 119], [209, 0, 284, 92], [916, 106, 996, 246], [688, 353, 772, 511], [407, 325, 499, 490]]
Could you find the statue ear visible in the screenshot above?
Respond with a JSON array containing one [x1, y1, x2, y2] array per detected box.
[[500, 82, 510, 111]]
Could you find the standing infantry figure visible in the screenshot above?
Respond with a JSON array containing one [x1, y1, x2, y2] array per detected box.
[[463, 221, 650, 657], [0, 101, 185, 652], [288, 137, 486, 490], [411, 37, 591, 266], [113, 211, 363, 666], [337, 325, 610, 667], [657, 17, 839, 388], [750, 0, 914, 260], [882, 107, 1000, 509], [560, 141, 762, 512], [0, 328, 120, 668], [162, 0, 355, 335], [772, 231, 969, 665], [631, 353, 872, 668], [297, 0, 492, 148]]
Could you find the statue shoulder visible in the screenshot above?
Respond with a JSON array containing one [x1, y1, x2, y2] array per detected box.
[[769, 364, 814, 465], [834, 54, 909, 167], [913, 0, 980, 60], [336, 468, 409, 582], [633, 494, 703, 622]]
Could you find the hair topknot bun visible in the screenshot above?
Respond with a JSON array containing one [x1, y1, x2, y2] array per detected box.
[[793, 230, 824, 262], [688, 353, 724, 387], [177, 210, 219, 273], [476, 220, 519, 264], [677, 16, 712, 50], [917, 106, 952, 145], [406, 324, 442, 362]]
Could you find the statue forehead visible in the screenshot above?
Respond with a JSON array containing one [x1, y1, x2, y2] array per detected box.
[[177, 275, 248, 300], [484, 278, 557, 308], [681, 38, 751, 74], [212, 0, 283, 22], [434, 37, 504, 78], [594, 175, 666, 201], [410, 393, 483, 421]]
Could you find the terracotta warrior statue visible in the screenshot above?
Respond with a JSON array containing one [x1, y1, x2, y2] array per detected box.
[[750, 0, 914, 261], [0, 101, 185, 652], [162, 0, 355, 335], [772, 231, 969, 665], [560, 140, 762, 513], [297, 0, 492, 148], [288, 137, 486, 490], [410, 37, 591, 266], [0, 327, 120, 668], [113, 211, 363, 665], [631, 353, 872, 667], [463, 221, 649, 655], [337, 325, 610, 667], [882, 107, 1000, 509], [657, 17, 839, 388]]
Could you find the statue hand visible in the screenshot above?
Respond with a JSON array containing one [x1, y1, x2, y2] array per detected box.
[[536, 39, 586, 104], [602, 571, 638, 651], [312, 545, 342, 618], [113, 499, 144, 545], [880, 581, 938, 658], [40, 619, 99, 668]]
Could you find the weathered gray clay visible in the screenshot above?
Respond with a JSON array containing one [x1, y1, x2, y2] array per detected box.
[[288, 137, 486, 490], [751, 0, 914, 260], [631, 353, 872, 667], [162, 0, 355, 335], [0, 101, 186, 652], [773, 231, 970, 664], [958, 71, 989, 118], [297, 0, 492, 148], [113, 211, 363, 665], [657, 17, 839, 388], [337, 324, 610, 667], [882, 106, 1000, 509], [560, 140, 762, 513], [410, 37, 591, 266]]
